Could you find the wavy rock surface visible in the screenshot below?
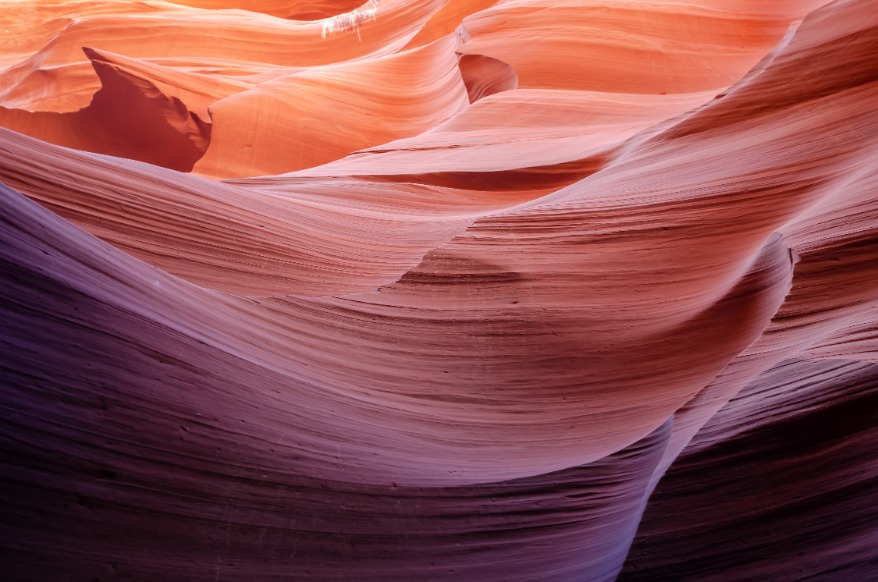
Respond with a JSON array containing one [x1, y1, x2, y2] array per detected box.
[[1, 0, 877, 580]]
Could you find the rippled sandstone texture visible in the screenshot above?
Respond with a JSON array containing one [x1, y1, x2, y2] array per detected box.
[[1, 0, 877, 580]]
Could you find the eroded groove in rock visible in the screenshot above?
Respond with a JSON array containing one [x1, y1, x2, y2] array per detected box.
[[1, 0, 877, 580]]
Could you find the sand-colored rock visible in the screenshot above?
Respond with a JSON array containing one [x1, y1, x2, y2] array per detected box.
[[194, 34, 471, 177], [1, 0, 877, 580]]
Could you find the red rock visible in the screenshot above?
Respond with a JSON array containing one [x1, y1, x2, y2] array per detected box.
[[1, 0, 877, 579]]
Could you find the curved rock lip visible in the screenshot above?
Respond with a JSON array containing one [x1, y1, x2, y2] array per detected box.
[[2, 0, 878, 580]]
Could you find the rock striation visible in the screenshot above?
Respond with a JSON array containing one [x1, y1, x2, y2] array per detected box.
[[1, 0, 877, 580]]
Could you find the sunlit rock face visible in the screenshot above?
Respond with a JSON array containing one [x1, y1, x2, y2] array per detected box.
[[1, 0, 877, 579]]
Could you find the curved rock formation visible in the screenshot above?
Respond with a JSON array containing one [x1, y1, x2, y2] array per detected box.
[[1, 0, 877, 580]]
